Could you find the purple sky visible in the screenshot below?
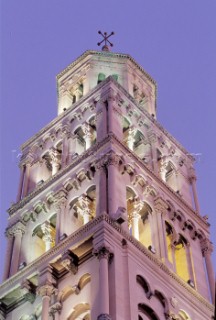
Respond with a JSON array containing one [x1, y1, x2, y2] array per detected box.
[[1, 1, 216, 279]]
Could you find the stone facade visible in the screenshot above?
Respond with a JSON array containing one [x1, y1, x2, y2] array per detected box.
[[0, 49, 215, 320]]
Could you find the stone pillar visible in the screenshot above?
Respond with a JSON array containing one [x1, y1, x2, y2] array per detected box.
[[16, 164, 25, 201], [76, 194, 92, 224], [148, 131, 158, 173], [2, 232, 13, 280], [49, 148, 61, 176], [67, 133, 77, 163], [22, 163, 31, 197], [37, 285, 55, 320], [95, 162, 107, 217], [107, 153, 126, 218], [83, 122, 94, 150], [52, 190, 67, 244], [130, 199, 142, 241], [94, 247, 112, 320], [107, 92, 123, 140], [96, 100, 108, 142], [9, 222, 26, 275], [61, 125, 70, 168], [159, 156, 168, 182], [189, 167, 200, 215], [154, 197, 168, 261], [125, 127, 136, 151], [201, 239, 215, 304], [41, 221, 54, 251]]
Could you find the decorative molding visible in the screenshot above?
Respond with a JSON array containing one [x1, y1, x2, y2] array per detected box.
[[0, 214, 214, 312]]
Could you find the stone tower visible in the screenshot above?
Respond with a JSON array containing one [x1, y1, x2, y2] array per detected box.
[[0, 47, 215, 320]]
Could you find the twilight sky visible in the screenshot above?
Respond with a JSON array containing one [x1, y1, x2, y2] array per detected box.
[[0, 0, 216, 279]]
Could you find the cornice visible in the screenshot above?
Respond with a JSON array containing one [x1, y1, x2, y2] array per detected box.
[[0, 214, 213, 312], [8, 135, 111, 216], [56, 50, 156, 85], [109, 134, 209, 230], [8, 133, 208, 232]]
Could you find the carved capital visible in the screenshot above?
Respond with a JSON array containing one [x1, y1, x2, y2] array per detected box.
[[188, 166, 197, 182], [200, 238, 214, 256], [6, 221, 26, 237], [93, 246, 113, 263], [37, 284, 55, 298], [154, 197, 168, 215]]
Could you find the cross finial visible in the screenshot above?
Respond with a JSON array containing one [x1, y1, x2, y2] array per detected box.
[[97, 31, 115, 52]]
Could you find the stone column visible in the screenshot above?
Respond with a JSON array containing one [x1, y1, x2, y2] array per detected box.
[[189, 167, 200, 215], [2, 232, 13, 280], [95, 163, 107, 217], [83, 122, 94, 150], [159, 156, 168, 182], [107, 153, 126, 218], [107, 92, 123, 140], [52, 189, 67, 244], [37, 285, 55, 320], [154, 197, 168, 261], [67, 133, 77, 163], [96, 100, 108, 142], [201, 239, 215, 304], [76, 194, 92, 224], [60, 89, 72, 112], [41, 221, 54, 251], [94, 246, 112, 320], [22, 163, 31, 197], [9, 222, 26, 275], [16, 164, 25, 201], [130, 199, 142, 241], [147, 131, 158, 173], [125, 127, 136, 151], [49, 148, 61, 176], [61, 125, 70, 168]]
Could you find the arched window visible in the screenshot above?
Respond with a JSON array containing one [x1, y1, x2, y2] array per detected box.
[[139, 203, 152, 249], [97, 73, 106, 84], [165, 221, 174, 264], [138, 303, 159, 320], [174, 235, 190, 282]]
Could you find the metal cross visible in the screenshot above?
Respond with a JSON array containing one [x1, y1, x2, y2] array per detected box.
[[97, 31, 115, 51]]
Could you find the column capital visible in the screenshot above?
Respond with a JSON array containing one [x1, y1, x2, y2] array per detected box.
[[188, 166, 197, 183], [93, 246, 113, 262], [37, 284, 55, 298], [201, 238, 214, 256], [154, 197, 168, 215], [6, 221, 26, 237]]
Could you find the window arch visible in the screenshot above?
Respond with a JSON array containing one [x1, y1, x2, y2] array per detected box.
[[174, 235, 190, 282], [138, 303, 159, 320], [97, 73, 106, 84]]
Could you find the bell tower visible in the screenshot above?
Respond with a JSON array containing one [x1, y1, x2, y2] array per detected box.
[[0, 41, 215, 320]]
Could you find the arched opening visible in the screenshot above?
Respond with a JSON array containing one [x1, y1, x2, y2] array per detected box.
[[32, 215, 56, 258], [138, 303, 159, 320], [174, 235, 190, 282], [178, 309, 191, 320], [139, 202, 152, 248], [97, 73, 106, 84], [67, 303, 90, 320], [136, 275, 151, 298], [165, 221, 174, 264]]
